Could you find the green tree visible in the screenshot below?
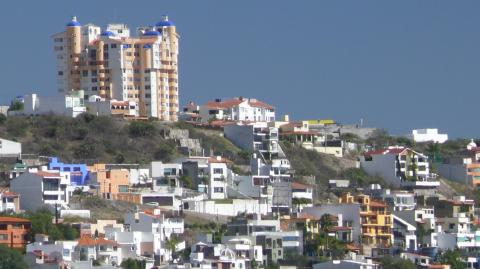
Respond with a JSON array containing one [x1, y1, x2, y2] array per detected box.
[[165, 235, 179, 260], [154, 142, 176, 161], [319, 214, 334, 232], [380, 256, 416, 269], [365, 129, 393, 149], [0, 244, 28, 269], [438, 250, 465, 269], [0, 114, 6, 125], [128, 121, 156, 137], [120, 258, 144, 269], [8, 101, 24, 111], [250, 258, 258, 269], [179, 175, 193, 189]]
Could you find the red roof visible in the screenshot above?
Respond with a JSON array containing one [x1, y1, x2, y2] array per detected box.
[[291, 182, 314, 190], [0, 216, 30, 223], [35, 171, 61, 178], [346, 244, 360, 251], [77, 235, 117, 247], [111, 101, 129, 106], [205, 99, 243, 109], [0, 188, 18, 197], [297, 213, 318, 220], [208, 156, 233, 164], [1, 191, 19, 197], [205, 98, 273, 110], [370, 200, 387, 207]]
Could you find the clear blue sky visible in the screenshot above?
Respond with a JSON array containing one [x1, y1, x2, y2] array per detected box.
[[0, 1, 478, 138]]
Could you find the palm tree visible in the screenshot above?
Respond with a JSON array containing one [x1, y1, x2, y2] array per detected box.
[[319, 214, 334, 233]]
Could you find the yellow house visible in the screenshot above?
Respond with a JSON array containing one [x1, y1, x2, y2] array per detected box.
[[339, 193, 393, 248]]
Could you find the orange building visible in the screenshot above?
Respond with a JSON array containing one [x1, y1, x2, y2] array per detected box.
[[339, 193, 393, 248], [90, 164, 130, 200], [0, 216, 31, 249]]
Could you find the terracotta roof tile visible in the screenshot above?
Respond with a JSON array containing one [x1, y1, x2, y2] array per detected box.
[[291, 182, 314, 190], [205, 98, 273, 110], [35, 171, 61, 178], [77, 235, 117, 247], [0, 216, 30, 223]]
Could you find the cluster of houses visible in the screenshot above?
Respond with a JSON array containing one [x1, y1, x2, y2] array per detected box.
[[0, 95, 477, 269]]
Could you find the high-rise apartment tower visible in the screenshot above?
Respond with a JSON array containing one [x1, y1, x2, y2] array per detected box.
[[53, 16, 179, 120]]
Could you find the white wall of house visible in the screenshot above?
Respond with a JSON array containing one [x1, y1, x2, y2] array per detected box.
[[209, 162, 228, 200], [411, 129, 448, 144], [360, 154, 399, 187], [184, 199, 269, 216], [0, 138, 21, 157]]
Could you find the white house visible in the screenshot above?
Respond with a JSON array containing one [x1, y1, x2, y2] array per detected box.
[[224, 122, 280, 160], [0, 138, 21, 158], [123, 209, 185, 262], [381, 190, 416, 211], [199, 97, 275, 123], [409, 128, 448, 144], [313, 260, 379, 269], [392, 214, 417, 251], [10, 170, 72, 211], [13, 92, 86, 118], [291, 182, 314, 211], [360, 146, 439, 189], [0, 190, 19, 213], [208, 157, 230, 200]]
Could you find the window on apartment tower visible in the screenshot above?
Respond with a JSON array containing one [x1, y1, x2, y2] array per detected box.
[[214, 187, 224, 193], [111, 44, 117, 49], [58, 71, 63, 76]]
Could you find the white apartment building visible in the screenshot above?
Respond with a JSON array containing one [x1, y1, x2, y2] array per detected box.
[[360, 146, 439, 189], [53, 16, 179, 121], [409, 128, 448, 144], [198, 97, 275, 122]]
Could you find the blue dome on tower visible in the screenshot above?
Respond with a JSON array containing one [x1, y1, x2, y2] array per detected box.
[[101, 30, 116, 37], [66, 16, 81, 27], [143, 30, 161, 36], [155, 15, 174, 27]]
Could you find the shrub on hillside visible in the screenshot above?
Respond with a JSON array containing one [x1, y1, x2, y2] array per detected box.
[[128, 121, 156, 137]]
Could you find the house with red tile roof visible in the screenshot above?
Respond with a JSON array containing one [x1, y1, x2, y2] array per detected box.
[[0, 188, 20, 213], [198, 97, 275, 123], [75, 235, 120, 265], [0, 216, 31, 249], [360, 146, 439, 189]]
